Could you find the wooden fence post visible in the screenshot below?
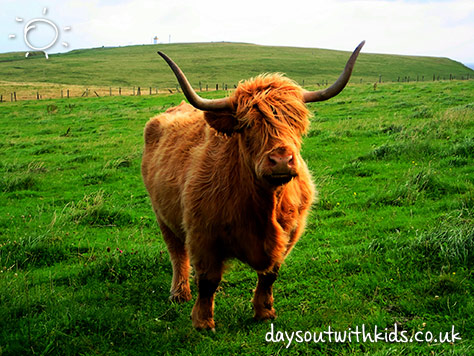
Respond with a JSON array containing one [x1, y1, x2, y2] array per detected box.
[[216, 84, 218, 91], [110, 87, 112, 96], [14, 92, 17, 101], [119, 87, 121, 96], [37, 92, 40, 100], [133, 86, 135, 96]]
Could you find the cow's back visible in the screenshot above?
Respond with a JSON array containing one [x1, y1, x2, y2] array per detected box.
[[142, 102, 207, 238]]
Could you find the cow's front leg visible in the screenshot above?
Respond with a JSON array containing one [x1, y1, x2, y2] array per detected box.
[[190, 251, 224, 330], [253, 264, 280, 320]]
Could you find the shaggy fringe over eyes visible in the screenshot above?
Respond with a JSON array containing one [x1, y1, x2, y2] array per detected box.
[[230, 74, 311, 140]]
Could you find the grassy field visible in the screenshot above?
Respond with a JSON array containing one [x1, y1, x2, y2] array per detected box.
[[0, 42, 473, 92], [0, 78, 472, 355]]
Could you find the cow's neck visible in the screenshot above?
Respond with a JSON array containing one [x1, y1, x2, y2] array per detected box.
[[211, 134, 285, 220], [203, 133, 288, 264]]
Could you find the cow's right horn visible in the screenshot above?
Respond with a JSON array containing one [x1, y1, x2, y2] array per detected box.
[[158, 52, 232, 112]]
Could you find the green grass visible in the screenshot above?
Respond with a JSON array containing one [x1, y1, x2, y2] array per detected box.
[[0, 42, 472, 90], [0, 80, 473, 355]]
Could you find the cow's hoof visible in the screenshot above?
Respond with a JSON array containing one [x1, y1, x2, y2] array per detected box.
[[254, 307, 276, 321], [192, 318, 215, 330], [169, 290, 192, 303]]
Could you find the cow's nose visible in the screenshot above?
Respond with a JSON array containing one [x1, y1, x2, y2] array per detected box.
[[268, 153, 294, 174]]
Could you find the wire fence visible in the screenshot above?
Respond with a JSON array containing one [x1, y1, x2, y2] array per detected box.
[[0, 74, 472, 103]]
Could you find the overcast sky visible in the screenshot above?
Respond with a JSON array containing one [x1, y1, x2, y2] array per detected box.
[[1, 0, 473, 64]]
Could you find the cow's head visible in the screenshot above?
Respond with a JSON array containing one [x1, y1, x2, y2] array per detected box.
[[158, 41, 364, 187]]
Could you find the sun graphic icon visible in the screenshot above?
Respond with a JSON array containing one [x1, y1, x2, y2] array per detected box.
[[9, 7, 71, 59]]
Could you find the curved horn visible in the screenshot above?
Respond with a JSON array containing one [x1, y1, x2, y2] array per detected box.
[[158, 51, 232, 111], [303, 41, 365, 103]]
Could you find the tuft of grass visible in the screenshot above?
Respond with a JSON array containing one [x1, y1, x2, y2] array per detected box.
[[366, 167, 459, 207], [338, 160, 374, 177], [450, 136, 474, 157], [410, 105, 433, 119], [1, 161, 47, 192], [361, 141, 436, 161], [409, 223, 474, 269], [371, 209, 473, 270], [2, 174, 38, 192], [0, 232, 68, 269], [67, 190, 135, 227]]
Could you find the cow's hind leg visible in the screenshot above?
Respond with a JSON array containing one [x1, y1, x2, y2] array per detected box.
[[159, 220, 192, 303], [253, 264, 280, 320]]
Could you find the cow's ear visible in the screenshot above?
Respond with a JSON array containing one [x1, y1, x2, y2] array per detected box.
[[204, 111, 238, 135]]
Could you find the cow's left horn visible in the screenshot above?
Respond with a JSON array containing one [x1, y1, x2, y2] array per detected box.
[[303, 41, 365, 103], [158, 51, 232, 112]]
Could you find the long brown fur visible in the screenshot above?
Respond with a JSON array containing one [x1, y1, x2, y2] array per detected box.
[[142, 74, 315, 329]]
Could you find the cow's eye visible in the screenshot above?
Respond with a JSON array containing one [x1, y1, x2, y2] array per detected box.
[[271, 106, 278, 117]]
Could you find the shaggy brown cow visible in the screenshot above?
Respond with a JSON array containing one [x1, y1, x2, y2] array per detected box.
[[142, 41, 364, 330]]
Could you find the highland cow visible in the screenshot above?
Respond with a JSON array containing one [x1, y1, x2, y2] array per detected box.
[[142, 41, 364, 330]]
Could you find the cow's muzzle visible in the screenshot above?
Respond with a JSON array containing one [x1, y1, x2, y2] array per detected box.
[[264, 173, 297, 186], [264, 151, 297, 186]]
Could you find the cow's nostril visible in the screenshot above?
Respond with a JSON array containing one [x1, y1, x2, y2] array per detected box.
[[268, 156, 277, 166]]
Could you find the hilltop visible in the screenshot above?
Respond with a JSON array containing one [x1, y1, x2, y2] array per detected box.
[[0, 42, 472, 88]]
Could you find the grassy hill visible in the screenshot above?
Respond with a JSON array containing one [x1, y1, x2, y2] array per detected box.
[[0, 42, 472, 89]]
